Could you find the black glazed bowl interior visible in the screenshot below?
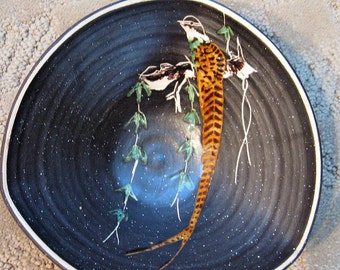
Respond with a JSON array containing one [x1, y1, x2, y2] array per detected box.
[[1, 0, 321, 269]]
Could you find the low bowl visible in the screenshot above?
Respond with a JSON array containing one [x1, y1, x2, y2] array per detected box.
[[1, 0, 321, 269]]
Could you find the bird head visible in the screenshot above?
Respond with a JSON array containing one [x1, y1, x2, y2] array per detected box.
[[177, 15, 210, 45]]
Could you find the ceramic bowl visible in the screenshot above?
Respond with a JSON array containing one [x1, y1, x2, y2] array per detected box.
[[1, 0, 321, 269]]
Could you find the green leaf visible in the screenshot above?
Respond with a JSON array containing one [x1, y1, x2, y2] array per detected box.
[[123, 144, 148, 165], [186, 84, 199, 104], [116, 183, 138, 202], [139, 111, 148, 129], [139, 149, 148, 165], [127, 81, 152, 104], [125, 111, 147, 133], [141, 81, 152, 97], [216, 25, 234, 41], [179, 171, 194, 191], [178, 139, 195, 162], [127, 82, 141, 97], [171, 171, 194, 192], [183, 109, 201, 130], [109, 208, 128, 223]]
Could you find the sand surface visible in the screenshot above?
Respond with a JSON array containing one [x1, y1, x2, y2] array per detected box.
[[0, 0, 339, 269]]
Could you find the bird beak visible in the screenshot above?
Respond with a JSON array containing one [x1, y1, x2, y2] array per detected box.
[[177, 20, 186, 31]]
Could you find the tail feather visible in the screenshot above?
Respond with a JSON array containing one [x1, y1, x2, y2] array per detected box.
[[127, 41, 225, 269], [126, 226, 193, 269]]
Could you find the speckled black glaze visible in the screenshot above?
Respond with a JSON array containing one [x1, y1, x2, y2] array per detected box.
[[1, 1, 320, 269]]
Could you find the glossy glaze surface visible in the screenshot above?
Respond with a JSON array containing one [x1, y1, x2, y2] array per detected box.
[[1, 1, 320, 269]]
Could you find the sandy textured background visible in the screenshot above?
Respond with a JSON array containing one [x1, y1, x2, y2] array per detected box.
[[0, 0, 339, 269]]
